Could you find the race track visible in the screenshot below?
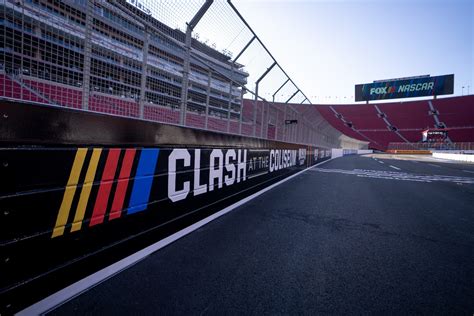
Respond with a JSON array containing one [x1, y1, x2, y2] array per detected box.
[[49, 154, 474, 314]]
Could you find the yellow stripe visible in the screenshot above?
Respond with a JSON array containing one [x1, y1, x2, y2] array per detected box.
[[70, 148, 102, 232], [51, 148, 88, 238]]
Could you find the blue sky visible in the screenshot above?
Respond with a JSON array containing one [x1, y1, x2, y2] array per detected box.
[[233, 0, 474, 104]]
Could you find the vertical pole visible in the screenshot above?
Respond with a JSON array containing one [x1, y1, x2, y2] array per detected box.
[[227, 64, 234, 133], [253, 84, 258, 136], [274, 106, 279, 140], [19, 2, 25, 100], [139, 31, 150, 119], [179, 0, 214, 126], [180, 27, 192, 125], [205, 69, 211, 129], [238, 88, 244, 135], [82, 0, 94, 110]]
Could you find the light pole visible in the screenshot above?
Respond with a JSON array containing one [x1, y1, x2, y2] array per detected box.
[[468, 85, 470, 95], [462, 86, 465, 96]]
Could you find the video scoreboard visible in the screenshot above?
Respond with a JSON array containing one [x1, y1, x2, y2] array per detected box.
[[355, 74, 454, 101]]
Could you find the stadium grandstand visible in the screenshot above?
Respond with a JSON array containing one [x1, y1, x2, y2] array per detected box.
[[1, 0, 472, 153], [314, 95, 474, 150], [0, 0, 368, 150], [0, 0, 246, 125]]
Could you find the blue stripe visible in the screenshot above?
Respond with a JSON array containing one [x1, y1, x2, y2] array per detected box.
[[127, 148, 159, 214]]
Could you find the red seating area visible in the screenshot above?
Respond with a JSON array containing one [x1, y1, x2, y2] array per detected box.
[[336, 104, 387, 129], [89, 94, 139, 118], [229, 121, 239, 134], [445, 128, 474, 142], [267, 125, 276, 140], [315, 96, 474, 149], [23, 79, 82, 109], [241, 99, 255, 122], [208, 117, 227, 132], [398, 130, 424, 143], [432, 96, 474, 127], [377, 101, 435, 129], [0, 74, 49, 103], [240, 123, 253, 136], [316, 106, 366, 141], [185, 113, 206, 129], [361, 131, 405, 148], [143, 104, 179, 124]]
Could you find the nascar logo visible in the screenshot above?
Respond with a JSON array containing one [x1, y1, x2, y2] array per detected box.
[[51, 148, 158, 238]]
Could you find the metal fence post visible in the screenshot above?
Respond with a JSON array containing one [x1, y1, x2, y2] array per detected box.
[[205, 69, 211, 129], [179, 0, 214, 126], [81, 0, 94, 110], [227, 65, 234, 133], [139, 31, 150, 119], [239, 88, 244, 135]]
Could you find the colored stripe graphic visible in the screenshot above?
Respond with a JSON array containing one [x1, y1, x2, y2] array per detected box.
[[109, 148, 136, 220], [51, 148, 87, 238], [89, 149, 121, 227], [127, 148, 159, 214], [70, 148, 102, 232]]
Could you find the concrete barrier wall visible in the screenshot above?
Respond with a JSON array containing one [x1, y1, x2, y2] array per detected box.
[[331, 149, 373, 158], [0, 100, 332, 313], [433, 152, 474, 162]]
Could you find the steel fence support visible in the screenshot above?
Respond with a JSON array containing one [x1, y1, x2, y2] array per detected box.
[[179, 0, 214, 125], [253, 62, 276, 136], [239, 88, 244, 135], [138, 31, 150, 119], [233, 36, 256, 63], [82, 0, 94, 110], [272, 78, 290, 102], [285, 89, 300, 103], [205, 69, 211, 129]]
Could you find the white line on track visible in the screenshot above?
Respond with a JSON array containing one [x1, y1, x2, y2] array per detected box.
[[428, 163, 441, 168], [389, 165, 401, 170], [17, 158, 337, 315], [378, 161, 384, 164], [463, 170, 474, 174]]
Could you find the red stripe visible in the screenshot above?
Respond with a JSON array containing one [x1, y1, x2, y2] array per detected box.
[[89, 149, 121, 227], [109, 148, 136, 220]]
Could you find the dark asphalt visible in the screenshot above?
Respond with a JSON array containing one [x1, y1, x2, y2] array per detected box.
[[50, 155, 474, 315]]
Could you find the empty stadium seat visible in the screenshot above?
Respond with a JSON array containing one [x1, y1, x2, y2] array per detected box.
[[432, 96, 474, 127], [89, 94, 139, 118], [143, 104, 179, 124], [335, 104, 387, 129], [185, 113, 206, 129], [0, 75, 49, 104], [377, 101, 435, 129], [23, 79, 83, 109]]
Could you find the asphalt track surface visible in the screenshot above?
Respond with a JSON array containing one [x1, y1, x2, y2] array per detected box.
[[51, 155, 474, 314]]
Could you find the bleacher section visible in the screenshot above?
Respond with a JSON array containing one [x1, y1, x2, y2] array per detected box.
[[143, 105, 180, 125], [316, 106, 367, 141], [377, 101, 435, 129], [336, 104, 387, 129], [89, 94, 139, 118], [316, 95, 474, 150], [433, 97, 474, 127], [23, 79, 82, 109], [0, 74, 49, 104]]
